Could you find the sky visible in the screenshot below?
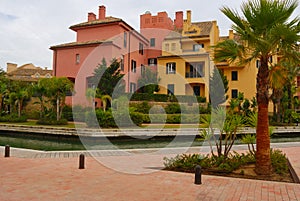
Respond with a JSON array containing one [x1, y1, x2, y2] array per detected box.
[[0, 0, 299, 71]]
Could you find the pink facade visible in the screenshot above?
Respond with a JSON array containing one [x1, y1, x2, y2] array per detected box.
[[51, 6, 149, 106], [51, 6, 185, 107]]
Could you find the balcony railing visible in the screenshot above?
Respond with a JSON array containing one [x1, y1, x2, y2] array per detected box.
[[185, 72, 204, 78]]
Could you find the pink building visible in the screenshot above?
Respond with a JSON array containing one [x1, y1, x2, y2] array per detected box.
[[50, 6, 185, 107], [51, 6, 149, 106]]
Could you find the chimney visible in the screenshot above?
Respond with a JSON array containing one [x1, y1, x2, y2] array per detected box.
[[7, 63, 17, 73], [98, 5, 106, 20], [174, 11, 183, 29], [88, 12, 96, 22], [186, 10, 192, 26]]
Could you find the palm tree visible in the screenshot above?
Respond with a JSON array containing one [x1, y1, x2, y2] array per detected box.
[[214, 0, 300, 175]]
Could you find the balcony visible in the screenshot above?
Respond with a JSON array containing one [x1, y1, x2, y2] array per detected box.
[[185, 71, 203, 78]]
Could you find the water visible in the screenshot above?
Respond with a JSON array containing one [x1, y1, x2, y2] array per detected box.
[[0, 131, 300, 151]]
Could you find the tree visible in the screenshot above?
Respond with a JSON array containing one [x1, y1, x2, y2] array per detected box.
[[46, 77, 74, 121], [209, 68, 229, 108], [0, 70, 8, 114], [137, 67, 160, 94], [214, 0, 300, 175], [33, 78, 50, 118], [92, 58, 125, 97]]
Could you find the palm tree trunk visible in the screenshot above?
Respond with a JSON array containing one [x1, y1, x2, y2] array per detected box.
[[255, 57, 271, 175]]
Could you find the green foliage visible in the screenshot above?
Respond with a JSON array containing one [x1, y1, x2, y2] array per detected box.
[[164, 152, 255, 173], [209, 68, 229, 108], [137, 67, 160, 94], [130, 102, 151, 114], [0, 114, 27, 123], [270, 149, 289, 175], [36, 118, 68, 125], [165, 103, 181, 114], [92, 58, 125, 96]]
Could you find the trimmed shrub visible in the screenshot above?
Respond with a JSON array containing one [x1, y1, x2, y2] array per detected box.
[[0, 114, 27, 123], [165, 103, 181, 114], [36, 118, 68, 125]]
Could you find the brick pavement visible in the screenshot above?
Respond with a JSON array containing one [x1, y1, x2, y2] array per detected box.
[[1, 145, 300, 200]]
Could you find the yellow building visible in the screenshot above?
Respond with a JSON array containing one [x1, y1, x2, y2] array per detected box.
[[157, 10, 273, 106], [157, 11, 219, 99]]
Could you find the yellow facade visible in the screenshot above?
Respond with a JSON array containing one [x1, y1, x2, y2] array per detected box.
[[157, 11, 220, 100]]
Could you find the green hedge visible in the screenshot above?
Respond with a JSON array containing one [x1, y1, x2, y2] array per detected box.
[[125, 93, 206, 103], [36, 118, 68, 125], [0, 114, 27, 123], [142, 114, 200, 124], [85, 109, 144, 128]]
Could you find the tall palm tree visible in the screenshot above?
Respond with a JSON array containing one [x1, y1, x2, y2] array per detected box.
[[214, 0, 300, 175]]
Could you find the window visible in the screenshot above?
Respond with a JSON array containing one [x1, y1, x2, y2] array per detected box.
[[158, 17, 164, 22], [120, 55, 124, 71], [131, 60, 136, 73], [148, 58, 157, 66], [193, 44, 204, 51], [171, 43, 176, 51], [231, 71, 238, 81], [269, 56, 273, 63], [193, 86, 200, 96], [35, 73, 40, 78], [45, 73, 51, 78], [167, 84, 175, 95], [232, 89, 238, 99], [145, 18, 150, 24], [139, 43, 144, 55], [186, 62, 205, 78], [130, 82, 136, 93], [76, 54, 80, 64], [165, 43, 169, 51], [150, 38, 155, 47], [124, 32, 127, 48], [141, 64, 145, 76], [256, 60, 261, 68], [166, 62, 176, 74], [152, 17, 157, 23]]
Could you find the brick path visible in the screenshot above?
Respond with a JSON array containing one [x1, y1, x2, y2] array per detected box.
[[0, 145, 300, 200]]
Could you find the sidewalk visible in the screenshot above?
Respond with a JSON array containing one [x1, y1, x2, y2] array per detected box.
[[0, 145, 300, 200]]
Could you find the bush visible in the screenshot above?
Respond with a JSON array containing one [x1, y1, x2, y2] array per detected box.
[[164, 152, 256, 173], [36, 118, 68, 125], [270, 149, 289, 175], [0, 114, 27, 123], [130, 102, 151, 114], [165, 103, 181, 114], [85, 109, 143, 128]]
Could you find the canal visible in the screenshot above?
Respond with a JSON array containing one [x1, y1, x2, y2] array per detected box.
[[0, 131, 300, 151]]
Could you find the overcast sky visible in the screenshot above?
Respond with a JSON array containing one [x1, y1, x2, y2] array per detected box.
[[0, 0, 299, 71]]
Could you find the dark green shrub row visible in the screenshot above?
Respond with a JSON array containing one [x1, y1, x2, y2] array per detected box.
[[125, 93, 206, 103], [36, 118, 68, 125], [0, 114, 27, 123], [130, 102, 210, 115], [142, 114, 200, 124], [85, 109, 144, 128], [163, 149, 289, 175], [62, 105, 92, 122], [163, 152, 256, 173]]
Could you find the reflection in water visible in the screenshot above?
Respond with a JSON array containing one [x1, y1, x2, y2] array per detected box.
[[0, 132, 300, 151]]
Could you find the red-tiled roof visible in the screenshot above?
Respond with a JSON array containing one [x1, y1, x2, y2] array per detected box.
[[70, 17, 122, 30]]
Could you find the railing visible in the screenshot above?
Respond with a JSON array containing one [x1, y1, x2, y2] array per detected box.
[[185, 72, 204, 78]]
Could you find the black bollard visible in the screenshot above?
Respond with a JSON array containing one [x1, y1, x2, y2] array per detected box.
[[195, 165, 202, 185], [4, 145, 10, 158], [79, 154, 85, 169]]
